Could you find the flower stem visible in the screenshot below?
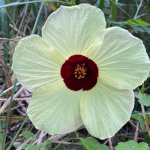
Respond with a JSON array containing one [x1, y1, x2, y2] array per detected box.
[[144, 85, 150, 92]]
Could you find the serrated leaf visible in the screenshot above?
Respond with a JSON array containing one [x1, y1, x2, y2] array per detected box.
[[23, 144, 38, 150], [138, 93, 150, 107], [134, 92, 150, 107], [115, 140, 149, 150], [39, 140, 52, 150], [22, 130, 37, 141], [122, 19, 150, 26], [131, 114, 146, 131], [115, 140, 138, 150], [76, 134, 110, 150], [133, 142, 149, 150]]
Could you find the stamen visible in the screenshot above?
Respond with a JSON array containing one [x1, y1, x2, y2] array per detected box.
[[74, 63, 87, 79]]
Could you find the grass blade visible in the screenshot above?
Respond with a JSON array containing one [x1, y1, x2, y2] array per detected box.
[[2, 79, 17, 150], [0, 0, 71, 9], [0, 0, 10, 65], [99, 0, 105, 10], [109, 0, 117, 21]]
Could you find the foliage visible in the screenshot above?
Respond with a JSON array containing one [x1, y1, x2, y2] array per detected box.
[[115, 140, 149, 150], [77, 134, 110, 150], [38, 140, 52, 150], [22, 130, 37, 141], [122, 19, 150, 26], [135, 92, 150, 107]]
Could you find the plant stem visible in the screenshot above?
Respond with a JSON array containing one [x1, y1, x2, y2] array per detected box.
[[32, 1, 44, 34], [109, 0, 117, 22], [134, 0, 143, 19], [141, 104, 150, 136], [144, 85, 150, 92]]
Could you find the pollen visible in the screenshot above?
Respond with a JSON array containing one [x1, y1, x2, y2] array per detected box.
[[74, 63, 87, 79]]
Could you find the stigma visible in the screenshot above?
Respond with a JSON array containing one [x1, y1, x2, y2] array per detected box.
[[74, 63, 87, 79]]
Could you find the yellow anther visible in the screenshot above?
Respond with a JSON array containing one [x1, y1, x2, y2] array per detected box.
[[74, 63, 87, 79]]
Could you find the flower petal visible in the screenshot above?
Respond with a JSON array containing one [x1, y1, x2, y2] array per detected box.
[[88, 27, 150, 89], [80, 79, 134, 139], [12, 35, 65, 92], [42, 4, 106, 59], [27, 79, 82, 134]]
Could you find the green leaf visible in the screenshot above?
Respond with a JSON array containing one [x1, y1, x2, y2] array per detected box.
[[71, 0, 75, 5], [134, 92, 141, 99], [22, 130, 37, 141], [130, 26, 150, 33], [133, 142, 149, 150], [76, 134, 110, 150], [134, 92, 150, 106], [122, 19, 150, 26], [39, 140, 52, 150], [138, 93, 150, 107], [131, 114, 146, 131], [143, 136, 150, 147], [23, 144, 38, 150], [145, 114, 150, 125], [115, 141, 149, 150], [139, 116, 147, 131], [131, 114, 141, 120], [115, 140, 138, 150]]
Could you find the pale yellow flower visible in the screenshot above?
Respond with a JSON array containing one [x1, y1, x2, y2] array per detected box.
[[12, 4, 150, 139]]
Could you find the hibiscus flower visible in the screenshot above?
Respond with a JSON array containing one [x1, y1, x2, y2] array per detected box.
[[12, 4, 150, 139]]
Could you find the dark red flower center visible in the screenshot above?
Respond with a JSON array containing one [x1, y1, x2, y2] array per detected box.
[[61, 55, 98, 91]]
